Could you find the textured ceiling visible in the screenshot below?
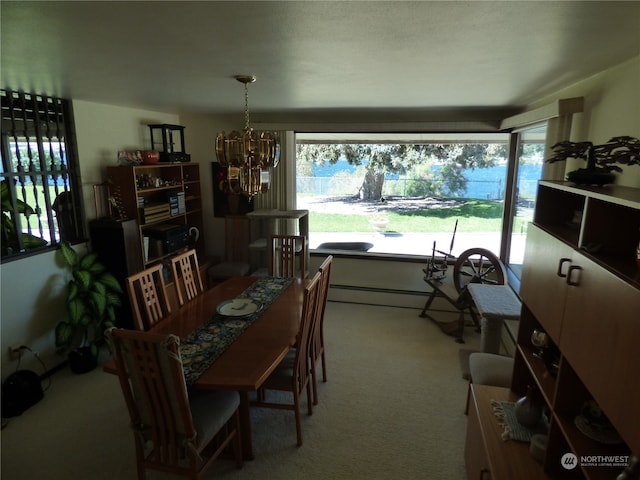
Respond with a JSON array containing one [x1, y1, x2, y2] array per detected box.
[[2, 1, 639, 115]]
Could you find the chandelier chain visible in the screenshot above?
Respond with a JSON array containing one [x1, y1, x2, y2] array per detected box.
[[244, 82, 250, 131]]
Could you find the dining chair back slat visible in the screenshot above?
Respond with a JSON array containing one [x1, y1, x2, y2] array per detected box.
[[170, 249, 204, 306], [126, 264, 172, 331], [108, 328, 242, 479], [270, 234, 306, 279]]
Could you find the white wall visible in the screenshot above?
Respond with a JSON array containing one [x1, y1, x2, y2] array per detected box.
[[530, 56, 640, 187], [178, 112, 236, 259], [72, 100, 181, 222], [1, 249, 77, 374]]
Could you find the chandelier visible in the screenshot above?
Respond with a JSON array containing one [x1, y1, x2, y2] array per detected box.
[[215, 75, 279, 198]]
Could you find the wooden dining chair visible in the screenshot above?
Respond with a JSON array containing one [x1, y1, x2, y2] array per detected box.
[[126, 263, 172, 331], [170, 249, 205, 306], [310, 255, 333, 405], [270, 234, 307, 279], [251, 271, 321, 446], [108, 328, 242, 480]]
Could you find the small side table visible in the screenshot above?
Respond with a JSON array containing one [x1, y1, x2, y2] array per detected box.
[[467, 284, 521, 354]]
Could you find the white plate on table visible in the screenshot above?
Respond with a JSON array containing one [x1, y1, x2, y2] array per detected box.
[[216, 298, 263, 317]]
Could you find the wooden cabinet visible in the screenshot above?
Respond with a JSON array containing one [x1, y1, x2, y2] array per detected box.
[[466, 181, 640, 480], [465, 386, 491, 480], [89, 218, 142, 329], [520, 224, 574, 343], [466, 385, 544, 480], [559, 251, 640, 449], [106, 163, 204, 267], [245, 209, 309, 276]]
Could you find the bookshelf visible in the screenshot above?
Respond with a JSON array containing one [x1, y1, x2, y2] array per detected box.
[[106, 163, 204, 267]]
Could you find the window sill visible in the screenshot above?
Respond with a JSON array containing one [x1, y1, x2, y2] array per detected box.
[[311, 248, 430, 263]]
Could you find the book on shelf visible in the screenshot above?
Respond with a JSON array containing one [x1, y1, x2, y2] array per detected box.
[[143, 212, 172, 224], [143, 202, 170, 215], [169, 194, 179, 216], [177, 191, 186, 214], [168, 192, 186, 216], [140, 202, 170, 223]]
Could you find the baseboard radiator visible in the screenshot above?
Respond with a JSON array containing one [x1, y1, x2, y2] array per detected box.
[[328, 283, 455, 313]]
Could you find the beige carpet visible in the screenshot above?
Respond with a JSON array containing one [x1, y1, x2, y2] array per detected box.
[[1, 301, 480, 480]]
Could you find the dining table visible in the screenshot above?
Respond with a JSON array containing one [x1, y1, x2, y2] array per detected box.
[[104, 275, 307, 460]]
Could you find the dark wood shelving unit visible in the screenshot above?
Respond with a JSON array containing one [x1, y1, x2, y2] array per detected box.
[[106, 163, 204, 267]]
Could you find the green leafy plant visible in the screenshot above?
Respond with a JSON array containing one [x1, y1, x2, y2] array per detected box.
[[55, 241, 123, 356], [1, 180, 48, 256]]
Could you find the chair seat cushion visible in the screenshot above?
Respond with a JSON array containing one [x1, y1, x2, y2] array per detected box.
[[208, 262, 250, 281], [469, 352, 514, 387], [189, 390, 239, 446]]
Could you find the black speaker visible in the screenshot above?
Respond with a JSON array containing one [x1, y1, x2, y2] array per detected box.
[[1, 370, 44, 417]]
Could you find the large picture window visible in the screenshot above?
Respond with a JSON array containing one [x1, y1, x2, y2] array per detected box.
[[296, 132, 545, 270], [1, 89, 84, 261]]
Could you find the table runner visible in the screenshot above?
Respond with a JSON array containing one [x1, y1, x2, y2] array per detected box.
[[180, 276, 293, 386]]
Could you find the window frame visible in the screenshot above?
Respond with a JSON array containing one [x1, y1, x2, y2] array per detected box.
[[501, 123, 549, 290], [1, 89, 85, 262]]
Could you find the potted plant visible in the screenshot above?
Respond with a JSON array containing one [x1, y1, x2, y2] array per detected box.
[[546, 136, 640, 186], [55, 240, 123, 373]]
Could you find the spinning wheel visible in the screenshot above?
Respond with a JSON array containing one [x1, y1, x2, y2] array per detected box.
[[420, 246, 507, 343], [453, 248, 507, 294]]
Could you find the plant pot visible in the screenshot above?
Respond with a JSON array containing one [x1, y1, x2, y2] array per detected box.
[[68, 347, 97, 374], [566, 168, 615, 186], [369, 219, 389, 233]]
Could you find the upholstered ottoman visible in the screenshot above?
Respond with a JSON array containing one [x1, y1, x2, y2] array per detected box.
[[465, 352, 514, 413]]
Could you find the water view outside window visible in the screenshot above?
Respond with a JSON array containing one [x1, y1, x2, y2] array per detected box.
[[296, 133, 544, 260], [507, 125, 547, 275]]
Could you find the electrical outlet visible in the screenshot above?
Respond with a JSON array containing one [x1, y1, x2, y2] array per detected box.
[[8, 345, 23, 360]]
